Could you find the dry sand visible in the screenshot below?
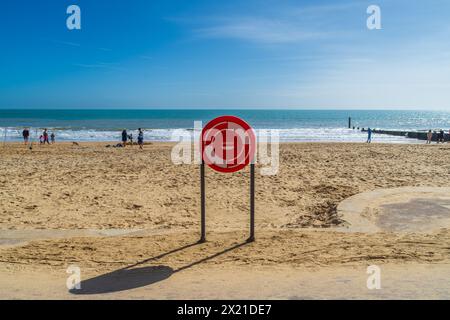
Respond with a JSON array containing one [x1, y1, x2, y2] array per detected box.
[[1, 142, 450, 299], [1, 142, 449, 230]]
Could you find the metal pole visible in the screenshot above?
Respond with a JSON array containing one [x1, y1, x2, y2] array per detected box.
[[199, 161, 206, 243], [248, 163, 255, 242]]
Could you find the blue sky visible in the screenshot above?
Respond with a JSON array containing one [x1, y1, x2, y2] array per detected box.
[[0, 0, 449, 109]]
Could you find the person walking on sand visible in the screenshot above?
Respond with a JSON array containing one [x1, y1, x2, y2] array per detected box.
[[22, 128, 30, 145], [439, 129, 445, 143], [366, 127, 372, 143], [42, 129, 50, 145], [137, 128, 144, 150], [427, 130, 433, 144], [121, 129, 128, 147], [50, 132, 55, 144]]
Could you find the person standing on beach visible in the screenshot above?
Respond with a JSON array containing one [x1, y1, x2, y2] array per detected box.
[[137, 128, 144, 150], [22, 128, 30, 145], [42, 129, 50, 145], [121, 129, 128, 147], [427, 130, 433, 144], [439, 129, 445, 143], [436, 129, 444, 144], [50, 132, 55, 144], [367, 128, 372, 143]]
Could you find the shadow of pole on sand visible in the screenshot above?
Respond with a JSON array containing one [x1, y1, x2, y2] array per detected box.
[[68, 265, 174, 295], [69, 241, 249, 295]]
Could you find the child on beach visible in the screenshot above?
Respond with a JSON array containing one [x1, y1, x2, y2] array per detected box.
[[128, 133, 133, 145], [427, 130, 433, 144], [138, 128, 144, 150], [438, 130, 445, 143], [121, 129, 128, 147], [366, 128, 372, 143], [22, 128, 30, 145], [42, 129, 50, 145], [50, 133, 55, 144]]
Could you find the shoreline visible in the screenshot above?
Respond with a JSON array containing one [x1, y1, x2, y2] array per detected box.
[[2, 127, 442, 144], [1, 140, 438, 147]]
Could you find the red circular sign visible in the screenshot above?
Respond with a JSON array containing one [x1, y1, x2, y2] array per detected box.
[[201, 116, 256, 173]]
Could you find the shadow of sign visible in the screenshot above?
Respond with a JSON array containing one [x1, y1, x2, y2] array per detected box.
[[69, 265, 173, 295], [69, 241, 249, 295]]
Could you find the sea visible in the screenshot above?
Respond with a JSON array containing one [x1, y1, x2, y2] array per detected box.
[[0, 109, 449, 143]]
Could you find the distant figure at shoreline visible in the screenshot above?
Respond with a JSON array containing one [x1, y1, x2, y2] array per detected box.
[[427, 130, 433, 144], [121, 129, 128, 147], [50, 132, 55, 144], [128, 133, 133, 146], [138, 128, 144, 150], [438, 129, 445, 143], [42, 129, 50, 145], [22, 128, 30, 145], [366, 128, 372, 143]]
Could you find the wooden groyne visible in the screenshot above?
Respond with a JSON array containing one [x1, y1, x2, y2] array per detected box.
[[360, 128, 449, 142]]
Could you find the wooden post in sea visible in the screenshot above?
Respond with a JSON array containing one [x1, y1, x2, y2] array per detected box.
[[348, 117, 352, 129]]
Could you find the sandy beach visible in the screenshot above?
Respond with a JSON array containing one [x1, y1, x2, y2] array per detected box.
[[1, 142, 450, 299]]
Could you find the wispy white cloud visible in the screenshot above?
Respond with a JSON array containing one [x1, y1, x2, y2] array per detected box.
[[170, 1, 360, 44], [192, 16, 328, 44], [288, 1, 361, 15], [49, 39, 114, 52], [74, 62, 126, 71], [52, 40, 81, 47]]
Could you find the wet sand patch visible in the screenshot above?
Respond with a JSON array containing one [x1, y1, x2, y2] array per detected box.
[[338, 187, 450, 233]]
